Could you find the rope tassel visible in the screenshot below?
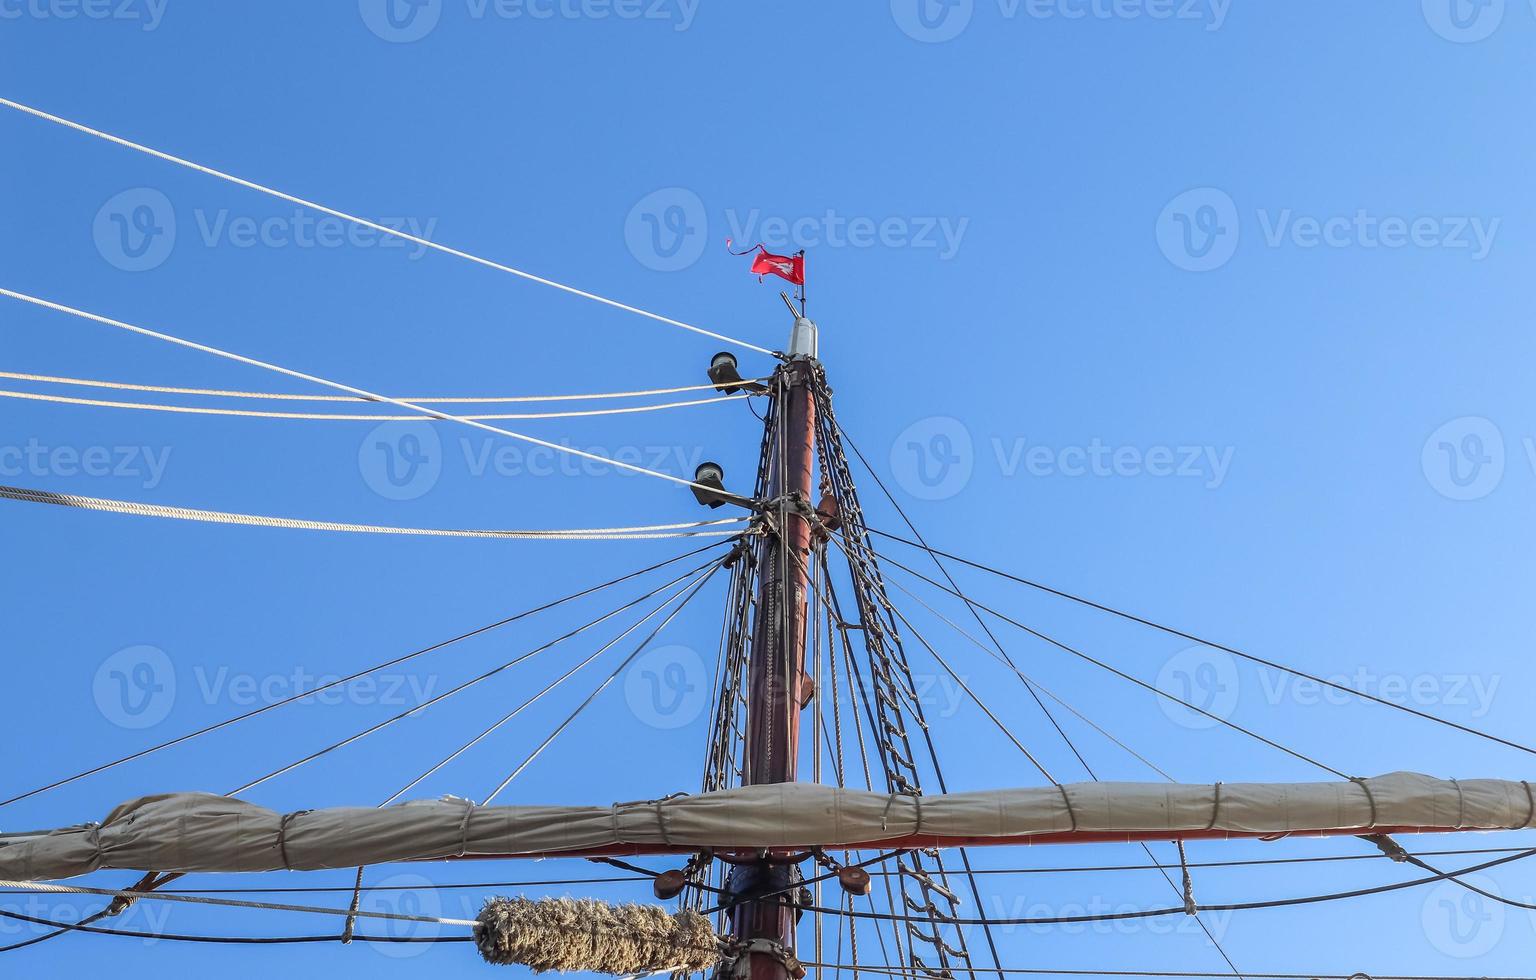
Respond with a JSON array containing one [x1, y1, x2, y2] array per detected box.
[[474, 897, 720, 974]]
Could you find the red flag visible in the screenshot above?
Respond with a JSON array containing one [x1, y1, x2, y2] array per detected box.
[[729, 241, 805, 286]]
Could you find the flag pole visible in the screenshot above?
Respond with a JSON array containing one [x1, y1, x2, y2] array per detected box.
[[796, 250, 807, 317]]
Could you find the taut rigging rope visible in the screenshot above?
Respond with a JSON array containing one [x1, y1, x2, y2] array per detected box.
[[0, 96, 775, 356], [0, 483, 747, 540]]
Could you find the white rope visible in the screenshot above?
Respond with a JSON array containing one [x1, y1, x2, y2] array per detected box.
[[0, 370, 768, 404], [0, 879, 480, 929], [0, 386, 749, 421], [0, 484, 749, 541], [0, 96, 775, 357], [0, 287, 755, 508]]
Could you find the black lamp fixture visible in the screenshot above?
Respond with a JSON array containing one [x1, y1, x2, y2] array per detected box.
[[692, 461, 730, 509]]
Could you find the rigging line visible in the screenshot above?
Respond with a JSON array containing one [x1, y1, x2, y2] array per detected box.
[[0, 287, 758, 508], [1395, 847, 1536, 912], [0, 483, 747, 540], [860, 525, 1536, 761], [0, 876, 647, 896], [0, 386, 752, 421], [1147, 840, 1245, 980], [482, 559, 726, 803], [802, 967, 1536, 980], [0, 879, 480, 929], [860, 542, 1350, 780], [8, 846, 1531, 897], [810, 532, 1021, 980], [833, 418, 1112, 785], [0, 97, 775, 357], [825, 536, 1057, 785], [0, 901, 1520, 980], [841, 854, 1536, 927], [0, 906, 473, 946], [228, 555, 724, 796], [832, 411, 1221, 976], [0, 370, 770, 403], [873, 568, 1175, 782], [378, 562, 721, 805], [836, 507, 1236, 976], [783, 847, 1536, 926], [698, 851, 910, 918], [0, 541, 726, 809]]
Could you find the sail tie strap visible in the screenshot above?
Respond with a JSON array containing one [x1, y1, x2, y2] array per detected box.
[[457, 798, 477, 857], [277, 811, 302, 870], [1205, 782, 1224, 831], [1348, 777, 1380, 829], [1058, 784, 1078, 832]]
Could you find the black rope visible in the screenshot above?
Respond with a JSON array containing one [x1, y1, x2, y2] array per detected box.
[[0, 907, 472, 946], [0, 540, 730, 810], [860, 524, 1536, 760], [229, 556, 724, 796], [823, 419, 1247, 980], [867, 545, 1349, 779], [803, 966, 1533, 980], [698, 849, 909, 916], [773, 846, 1536, 926]]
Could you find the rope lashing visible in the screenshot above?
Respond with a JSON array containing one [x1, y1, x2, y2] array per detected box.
[[474, 897, 720, 973]]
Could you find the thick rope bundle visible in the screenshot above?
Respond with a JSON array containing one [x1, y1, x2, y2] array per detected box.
[[475, 897, 720, 974]]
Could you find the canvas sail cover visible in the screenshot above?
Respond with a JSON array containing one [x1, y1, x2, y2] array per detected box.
[[1, 773, 1531, 882]]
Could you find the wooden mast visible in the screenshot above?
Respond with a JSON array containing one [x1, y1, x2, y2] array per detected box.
[[731, 305, 818, 980]]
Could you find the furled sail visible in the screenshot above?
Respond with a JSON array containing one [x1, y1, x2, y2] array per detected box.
[[2, 772, 1530, 882]]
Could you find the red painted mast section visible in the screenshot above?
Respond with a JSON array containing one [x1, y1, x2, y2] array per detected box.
[[734, 349, 817, 980]]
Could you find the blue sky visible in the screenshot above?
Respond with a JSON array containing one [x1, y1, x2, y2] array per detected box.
[[3, 1, 1536, 976]]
